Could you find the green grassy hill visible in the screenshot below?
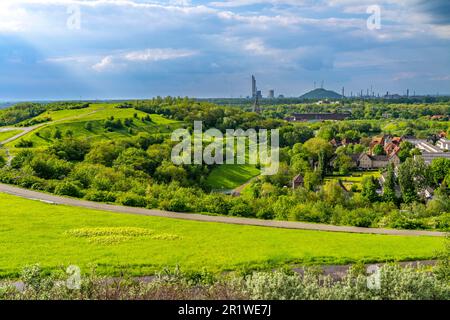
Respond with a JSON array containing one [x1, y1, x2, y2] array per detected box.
[[206, 164, 259, 190], [0, 129, 22, 143], [0, 193, 443, 278], [3, 103, 181, 155]]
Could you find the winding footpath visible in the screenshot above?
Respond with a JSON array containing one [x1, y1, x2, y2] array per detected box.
[[0, 183, 445, 237]]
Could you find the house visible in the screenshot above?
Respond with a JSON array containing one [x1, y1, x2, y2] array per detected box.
[[369, 136, 384, 150], [330, 138, 341, 148], [332, 153, 400, 170], [436, 138, 450, 151], [384, 142, 400, 157], [358, 153, 400, 169], [292, 174, 304, 189]]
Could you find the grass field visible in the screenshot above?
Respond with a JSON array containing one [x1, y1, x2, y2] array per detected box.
[[206, 164, 260, 190], [0, 193, 444, 278], [325, 171, 381, 191], [0, 129, 22, 143], [3, 103, 181, 154]]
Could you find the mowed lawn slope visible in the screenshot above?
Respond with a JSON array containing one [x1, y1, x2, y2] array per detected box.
[[4, 103, 181, 154], [206, 164, 260, 190], [0, 193, 444, 278]]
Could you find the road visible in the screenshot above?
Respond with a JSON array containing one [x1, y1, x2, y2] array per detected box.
[[0, 183, 445, 237]]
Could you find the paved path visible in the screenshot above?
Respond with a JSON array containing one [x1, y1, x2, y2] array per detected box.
[[0, 183, 445, 237]]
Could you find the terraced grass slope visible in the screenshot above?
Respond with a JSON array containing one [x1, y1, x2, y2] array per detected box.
[[3, 103, 181, 154], [206, 164, 260, 190], [0, 193, 443, 278]]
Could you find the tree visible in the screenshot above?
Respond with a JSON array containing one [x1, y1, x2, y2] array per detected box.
[[290, 154, 311, 174], [372, 144, 385, 155], [429, 158, 450, 186], [361, 176, 379, 202], [85, 141, 123, 167], [322, 180, 346, 206], [113, 148, 153, 174], [29, 153, 72, 180], [65, 130, 73, 138], [397, 141, 414, 162], [303, 138, 333, 160], [279, 126, 314, 147], [84, 122, 93, 131], [334, 154, 353, 175], [50, 138, 91, 161], [316, 126, 336, 141], [155, 161, 187, 184], [303, 171, 322, 191], [0, 155, 6, 167], [397, 157, 430, 203], [53, 129, 62, 139], [383, 164, 397, 203]]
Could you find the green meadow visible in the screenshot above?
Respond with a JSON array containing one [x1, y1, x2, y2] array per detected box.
[[4, 103, 181, 154], [0, 130, 22, 143], [0, 193, 443, 278], [206, 164, 260, 190]]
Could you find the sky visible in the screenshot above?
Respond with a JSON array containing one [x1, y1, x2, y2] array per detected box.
[[0, 0, 449, 100]]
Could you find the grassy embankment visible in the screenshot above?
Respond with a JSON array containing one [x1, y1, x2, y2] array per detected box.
[[0, 193, 443, 278]]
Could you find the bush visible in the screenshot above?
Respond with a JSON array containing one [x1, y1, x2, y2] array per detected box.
[[0, 155, 5, 167], [15, 139, 33, 148], [83, 189, 118, 203], [54, 181, 82, 198], [116, 192, 147, 207], [228, 198, 254, 217]]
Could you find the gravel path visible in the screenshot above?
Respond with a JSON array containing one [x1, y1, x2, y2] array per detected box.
[[0, 183, 445, 237]]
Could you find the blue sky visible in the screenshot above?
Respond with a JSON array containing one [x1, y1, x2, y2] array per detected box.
[[0, 0, 449, 100]]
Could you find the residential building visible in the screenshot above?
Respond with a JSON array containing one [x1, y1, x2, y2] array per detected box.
[[331, 153, 400, 170], [357, 153, 400, 169], [292, 174, 304, 189]]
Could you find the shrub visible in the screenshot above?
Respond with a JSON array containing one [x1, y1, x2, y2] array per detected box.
[[54, 181, 82, 198], [116, 192, 147, 207], [228, 198, 254, 217], [83, 189, 117, 203], [15, 139, 33, 148]]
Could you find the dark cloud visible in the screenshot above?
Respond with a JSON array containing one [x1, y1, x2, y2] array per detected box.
[[416, 0, 450, 24]]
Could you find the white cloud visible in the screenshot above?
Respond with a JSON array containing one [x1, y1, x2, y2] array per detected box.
[[92, 55, 115, 72], [46, 48, 197, 72], [124, 48, 196, 62]]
